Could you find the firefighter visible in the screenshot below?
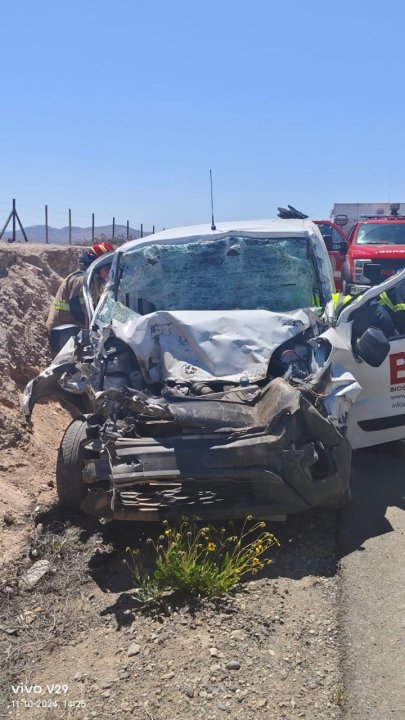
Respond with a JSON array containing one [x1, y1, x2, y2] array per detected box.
[[372, 284, 405, 336], [331, 292, 354, 317], [46, 242, 113, 355], [332, 281, 405, 337]]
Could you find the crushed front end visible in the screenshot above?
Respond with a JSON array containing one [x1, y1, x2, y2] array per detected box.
[[79, 374, 351, 521]]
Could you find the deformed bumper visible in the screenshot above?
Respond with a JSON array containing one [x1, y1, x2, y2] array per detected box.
[[81, 378, 351, 521]]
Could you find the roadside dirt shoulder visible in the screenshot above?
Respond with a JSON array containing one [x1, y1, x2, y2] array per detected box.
[[1, 512, 343, 720]]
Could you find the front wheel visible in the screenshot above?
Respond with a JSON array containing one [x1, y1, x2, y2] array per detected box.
[[56, 418, 88, 510]]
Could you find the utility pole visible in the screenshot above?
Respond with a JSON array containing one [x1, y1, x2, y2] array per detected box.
[[140, 223, 143, 238], [126, 220, 129, 240], [68, 209, 72, 245], [45, 205, 48, 244], [92, 213, 95, 242], [112, 217, 115, 241]]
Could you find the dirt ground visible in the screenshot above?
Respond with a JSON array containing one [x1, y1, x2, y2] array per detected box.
[[1, 244, 343, 719]]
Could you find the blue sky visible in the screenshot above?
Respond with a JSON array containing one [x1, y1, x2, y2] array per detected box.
[[1, 0, 405, 231]]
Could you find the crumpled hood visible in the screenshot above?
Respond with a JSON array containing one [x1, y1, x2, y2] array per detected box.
[[114, 308, 312, 384]]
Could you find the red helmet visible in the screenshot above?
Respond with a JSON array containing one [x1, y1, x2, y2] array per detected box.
[[88, 242, 114, 257], [79, 242, 114, 270]]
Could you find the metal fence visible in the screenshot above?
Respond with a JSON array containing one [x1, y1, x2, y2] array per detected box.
[[0, 199, 155, 245]]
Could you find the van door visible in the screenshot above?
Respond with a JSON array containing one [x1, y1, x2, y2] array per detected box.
[[335, 270, 405, 449]]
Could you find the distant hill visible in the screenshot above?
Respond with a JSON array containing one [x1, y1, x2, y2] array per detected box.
[[2, 224, 149, 245]]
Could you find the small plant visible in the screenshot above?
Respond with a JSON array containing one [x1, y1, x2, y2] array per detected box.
[[126, 516, 279, 602], [37, 533, 66, 558], [126, 548, 164, 604]]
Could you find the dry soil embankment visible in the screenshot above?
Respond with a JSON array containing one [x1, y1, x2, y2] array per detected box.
[[0, 246, 81, 566], [0, 245, 82, 450]]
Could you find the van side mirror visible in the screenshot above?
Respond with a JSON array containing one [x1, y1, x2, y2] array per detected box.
[[355, 327, 390, 367], [335, 214, 348, 227]]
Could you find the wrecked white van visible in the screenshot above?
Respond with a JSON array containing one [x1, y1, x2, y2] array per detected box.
[[24, 219, 403, 521]]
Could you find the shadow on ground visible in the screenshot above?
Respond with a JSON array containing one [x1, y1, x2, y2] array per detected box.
[[339, 442, 405, 559], [35, 497, 340, 610]]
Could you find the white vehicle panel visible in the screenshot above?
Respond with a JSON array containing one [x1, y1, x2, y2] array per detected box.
[[335, 269, 405, 448]]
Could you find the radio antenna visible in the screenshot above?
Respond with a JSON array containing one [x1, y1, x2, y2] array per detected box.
[[210, 169, 216, 230]]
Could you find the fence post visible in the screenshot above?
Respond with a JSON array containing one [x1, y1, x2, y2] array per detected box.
[[152, 225, 155, 234], [140, 223, 143, 238], [13, 199, 16, 243], [45, 205, 48, 244], [0, 200, 28, 242]]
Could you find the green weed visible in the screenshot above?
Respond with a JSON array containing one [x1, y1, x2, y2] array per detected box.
[[127, 516, 279, 603]]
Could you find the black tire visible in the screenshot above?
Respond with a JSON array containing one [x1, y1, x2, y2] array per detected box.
[[56, 418, 88, 509]]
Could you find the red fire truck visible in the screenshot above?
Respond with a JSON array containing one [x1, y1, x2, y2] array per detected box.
[[330, 204, 405, 295]]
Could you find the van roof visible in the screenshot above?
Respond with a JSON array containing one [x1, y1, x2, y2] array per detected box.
[[121, 218, 320, 252]]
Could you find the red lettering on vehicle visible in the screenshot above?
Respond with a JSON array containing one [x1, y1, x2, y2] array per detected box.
[[390, 352, 405, 385]]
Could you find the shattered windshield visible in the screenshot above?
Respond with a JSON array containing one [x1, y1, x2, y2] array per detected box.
[[103, 236, 320, 320]]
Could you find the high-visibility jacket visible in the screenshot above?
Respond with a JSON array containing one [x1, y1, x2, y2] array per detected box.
[[46, 271, 86, 333], [331, 292, 356, 316], [377, 289, 405, 334], [332, 288, 405, 336]]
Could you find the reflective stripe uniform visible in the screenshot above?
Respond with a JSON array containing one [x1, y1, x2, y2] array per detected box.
[[331, 292, 356, 316], [377, 289, 405, 335], [379, 291, 405, 313], [46, 270, 86, 333], [332, 288, 405, 336]]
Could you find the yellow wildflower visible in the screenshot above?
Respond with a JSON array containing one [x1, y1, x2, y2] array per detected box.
[[207, 542, 216, 552], [255, 544, 264, 554], [164, 529, 172, 537]]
